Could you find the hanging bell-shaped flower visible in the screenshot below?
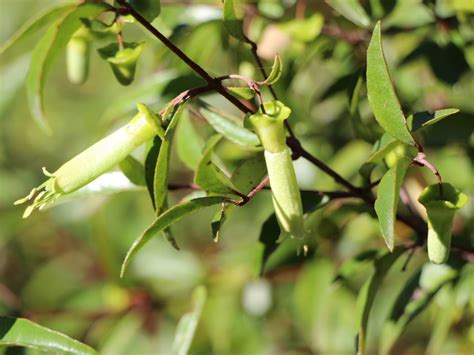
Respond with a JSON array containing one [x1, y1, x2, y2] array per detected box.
[[66, 26, 92, 85], [418, 183, 468, 264], [98, 42, 145, 86]]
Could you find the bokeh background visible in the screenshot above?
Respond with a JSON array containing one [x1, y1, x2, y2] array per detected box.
[[1, 0, 473, 354]]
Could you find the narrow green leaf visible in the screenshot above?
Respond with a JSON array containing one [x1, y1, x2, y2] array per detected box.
[[261, 54, 283, 85], [129, 0, 161, 22], [121, 196, 229, 277], [0, 316, 97, 354], [211, 203, 228, 242], [227, 86, 256, 100], [194, 135, 240, 195], [0, 3, 76, 55], [326, 0, 371, 28], [119, 155, 146, 186], [374, 156, 411, 250], [26, 2, 106, 131], [356, 248, 404, 355], [154, 104, 186, 214], [407, 108, 460, 131], [366, 22, 415, 145], [379, 267, 456, 355], [199, 104, 259, 146], [176, 111, 204, 170], [172, 286, 207, 355], [223, 0, 250, 43]]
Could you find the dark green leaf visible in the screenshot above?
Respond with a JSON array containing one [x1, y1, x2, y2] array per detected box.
[[145, 136, 162, 209], [0, 3, 76, 55], [326, 0, 371, 28], [121, 196, 230, 277], [129, 0, 161, 22], [199, 104, 259, 146], [366, 22, 415, 145], [374, 156, 411, 250], [172, 286, 207, 355], [194, 135, 240, 195], [119, 155, 146, 186], [26, 2, 106, 131], [356, 248, 405, 355], [153, 104, 186, 214], [407, 108, 460, 131], [0, 316, 97, 354], [223, 0, 250, 43]]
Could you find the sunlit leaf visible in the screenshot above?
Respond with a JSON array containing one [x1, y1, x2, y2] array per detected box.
[[26, 2, 106, 131], [121, 196, 230, 277], [366, 22, 415, 145], [374, 156, 411, 250], [407, 108, 460, 131], [261, 54, 283, 85], [227, 86, 256, 100], [199, 104, 259, 146], [172, 286, 207, 355], [326, 0, 371, 28], [356, 248, 404, 355], [359, 133, 399, 181], [194, 135, 240, 195], [0, 316, 97, 354], [176, 110, 204, 170], [0, 3, 76, 55], [223, 0, 250, 43]]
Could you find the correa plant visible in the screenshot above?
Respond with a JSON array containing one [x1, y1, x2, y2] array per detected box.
[[1, 0, 473, 354]]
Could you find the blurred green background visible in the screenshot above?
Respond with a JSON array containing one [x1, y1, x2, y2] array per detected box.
[[0, 0, 473, 354]]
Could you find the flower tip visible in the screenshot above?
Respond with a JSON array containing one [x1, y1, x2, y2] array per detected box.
[[22, 205, 35, 219], [42, 167, 54, 177]]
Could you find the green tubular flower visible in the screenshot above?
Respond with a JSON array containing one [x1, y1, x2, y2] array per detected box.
[[246, 100, 304, 241], [66, 26, 91, 85], [418, 183, 468, 264], [15, 103, 164, 218]]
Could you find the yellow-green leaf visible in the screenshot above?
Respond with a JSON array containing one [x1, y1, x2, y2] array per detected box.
[[0, 316, 96, 354], [26, 2, 106, 132]]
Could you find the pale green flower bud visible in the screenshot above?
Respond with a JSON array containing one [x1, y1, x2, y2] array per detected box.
[[246, 100, 305, 241], [15, 103, 163, 218]]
